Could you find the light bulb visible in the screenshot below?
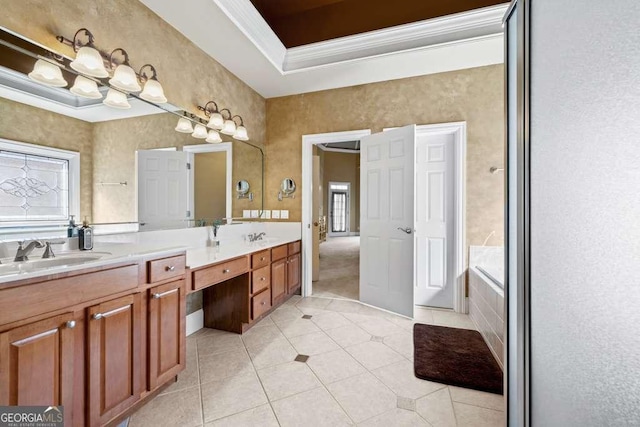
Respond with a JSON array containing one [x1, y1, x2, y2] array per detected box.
[[103, 88, 131, 109], [28, 59, 67, 88], [220, 119, 236, 136], [192, 124, 208, 139], [70, 46, 109, 78], [109, 64, 141, 92], [70, 75, 102, 99], [233, 125, 249, 141], [206, 130, 222, 143], [207, 112, 224, 130], [175, 118, 194, 133], [139, 78, 167, 103]]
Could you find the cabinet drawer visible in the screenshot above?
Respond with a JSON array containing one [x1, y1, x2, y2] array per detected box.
[[252, 288, 272, 320], [251, 266, 271, 294], [271, 244, 288, 261], [192, 256, 249, 291], [288, 241, 301, 255], [0, 264, 139, 327], [148, 255, 186, 283], [251, 250, 271, 270]]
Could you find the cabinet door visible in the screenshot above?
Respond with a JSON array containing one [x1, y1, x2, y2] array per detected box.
[[87, 294, 141, 426], [148, 281, 185, 390], [0, 313, 75, 424], [271, 258, 287, 304], [287, 253, 301, 294]]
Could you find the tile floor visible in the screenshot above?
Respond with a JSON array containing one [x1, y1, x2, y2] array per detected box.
[[312, 236, 360, 300], [128, 297, 505, 426]]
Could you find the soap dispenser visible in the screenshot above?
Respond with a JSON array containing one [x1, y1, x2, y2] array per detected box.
[[78, 217, 93, 251], [67, 215, 79, 238]]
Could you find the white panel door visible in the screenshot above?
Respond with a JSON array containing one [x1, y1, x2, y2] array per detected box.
[[137, 150, 189, 230], [415, 131, 455, 308], [360, 125, 415, 318]]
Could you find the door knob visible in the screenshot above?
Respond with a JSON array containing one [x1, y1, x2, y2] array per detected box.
[[313, 222, 319, 227], [397, 227, 413, 234]]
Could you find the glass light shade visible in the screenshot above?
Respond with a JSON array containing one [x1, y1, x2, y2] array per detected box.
[[175, 118, 194, 133], [109, 64, 141, 92], [206, 112, 224, 130], [206, 130, 222, 143], [139, 79, 167, 103], [191, 124, 208, 139], [220, 119, 236, 136], [70, 75, 102, 99], [28, 59, 67, 88], [70, 46, 109, 78], [233, 125, 249, 141], [103, 88, 131, 109]]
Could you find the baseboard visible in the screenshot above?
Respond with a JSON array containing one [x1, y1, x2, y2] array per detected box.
[[186, 309, 204, 336]]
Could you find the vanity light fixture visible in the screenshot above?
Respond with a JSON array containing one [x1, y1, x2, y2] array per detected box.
[[206, 130, 222, 143], [28, 59, 67, 87], [138, 64, 167, 103], [198, 101, 224, 130], [67, 28, 109, 78], [108, 48, 141, 92], [220, 109, 237, 136], [192, 124, 208, 139], [175, 116, 194, 133], [103, 88, 131, 109], [70, 75, 102, 99], [231, 115, 249, 141]]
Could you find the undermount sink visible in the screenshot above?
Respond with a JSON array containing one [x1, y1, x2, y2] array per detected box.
[[0, 252, 111, 277]]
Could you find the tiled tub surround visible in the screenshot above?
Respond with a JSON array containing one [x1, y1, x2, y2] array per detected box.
[[468, 246, 505, 368]]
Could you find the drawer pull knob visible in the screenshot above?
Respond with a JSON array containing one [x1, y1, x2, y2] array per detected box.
[[165, 265, 175, 272], [153, 289, 179, 299], [261, 277, 266, 281], [223, 269, 230, 273], [92, 313, 103, 320], [153, 293, 161, 299], [261, 301, 266, 305], [260, 257, 265, 261], [66, 320, 76, 329]]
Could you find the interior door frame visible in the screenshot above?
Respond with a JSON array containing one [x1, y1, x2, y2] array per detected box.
[[384, 122, 467, 313], [328, 181, 351, 236], [182, 143, 233, 221], [301, 129, 372, 298]]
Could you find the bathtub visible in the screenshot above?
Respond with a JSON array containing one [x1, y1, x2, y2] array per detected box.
[[468, 246, 505, 369]]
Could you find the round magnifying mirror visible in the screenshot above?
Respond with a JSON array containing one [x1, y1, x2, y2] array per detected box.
[[280, 178, 296, 195], [236, 180, 250, 195]]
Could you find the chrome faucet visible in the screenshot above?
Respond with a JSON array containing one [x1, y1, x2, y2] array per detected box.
[[248, 232, 266, 242], [14, 240, 44, 262], [42, 241, 65, 259]]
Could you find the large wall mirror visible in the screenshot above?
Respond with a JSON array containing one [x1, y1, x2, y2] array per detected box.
[[0, 27, 263, 234]]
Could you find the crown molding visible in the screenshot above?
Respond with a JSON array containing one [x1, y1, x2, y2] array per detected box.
[[214, 1, 507, 74]]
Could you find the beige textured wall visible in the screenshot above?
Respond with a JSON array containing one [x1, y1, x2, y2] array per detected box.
[[266, 65, 505, 248], [322, 151, 360, 233], [194, 152, 226, 220], [0, 98, 93, 219]]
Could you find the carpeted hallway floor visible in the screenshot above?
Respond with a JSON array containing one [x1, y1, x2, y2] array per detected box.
[[312, 236, 360, 300]]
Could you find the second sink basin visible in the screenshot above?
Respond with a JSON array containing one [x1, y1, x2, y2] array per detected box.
[[0, 252, 110, 278]]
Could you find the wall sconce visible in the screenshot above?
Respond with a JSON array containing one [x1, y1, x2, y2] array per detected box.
[[231, 115, 249, 141], [206, 130, 222, 143], [138, 64, 167, 103], [278, 178, 296, 201], [28, 58, 67, 87], [175, 115, 194, 133], [198, 101, 224, 130], [219, 109, 237, 136], [66, 28, 109, 78], [103, 88, 131, 109], [192, 124, 208, 139], [70, 75, 102, 99], [108, 48, 141, 92]]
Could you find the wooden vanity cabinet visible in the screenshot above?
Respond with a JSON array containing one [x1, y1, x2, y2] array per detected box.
[[271, 241, 301, 305], [147, 280, 185, 390], [0, 312, 76, 424], [271, 257, 287, 304], [87, 293, 142, 426], [287, 252, 301, 295]]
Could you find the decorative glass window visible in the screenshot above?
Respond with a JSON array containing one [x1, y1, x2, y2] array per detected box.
[[0, 139, 79, 227]]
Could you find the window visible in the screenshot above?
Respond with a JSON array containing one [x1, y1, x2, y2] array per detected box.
[[331, 192, 347, 232], [0, 139, 79, 227]]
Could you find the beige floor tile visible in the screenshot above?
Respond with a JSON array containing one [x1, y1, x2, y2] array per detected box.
[[205, 404, 278, 427], [257, 361, 322, 401], [358, 408, 430, 427], [289, 331, 340, 356], [306, 348, 367, 384], [431, 311, 476, 330], [453, 402, 505, 427], [246, 336, 298, 370], [341, 312, 376, 324], [129, 386, 202, 427], [358, 318, 405, 337], [413, 308, 435, 324], [251, 315, 276, 329], [199, 348, 253, 384], [383, 332, 415, 359], [201, 372, 268, 422], [326, 372, 396, 423], [415, 388, 456, 427], [311, 311, 353, 331], [242, 325, 284, 350], [160, 350, 199, 395], [325, 323, 372, 347], [325, 299, 364, 313], [197, 333, 244, 357], [371, 360, 446, 399], [284, 295, 303, 305], [270, 305, 304, 323], [272, 387, 353, 426], [449, 386, 505, 411], [295, 297, 333, 310], [387, 315, 418, 331], [344, 341, 404, 370], [276, 318, 322, 338]]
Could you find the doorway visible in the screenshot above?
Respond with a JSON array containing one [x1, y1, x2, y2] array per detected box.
[[328, 182, 351, 236]]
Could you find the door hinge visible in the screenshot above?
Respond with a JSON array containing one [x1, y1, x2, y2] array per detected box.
[[186, 162, 191, 170], [186, 210, 191, 217]]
